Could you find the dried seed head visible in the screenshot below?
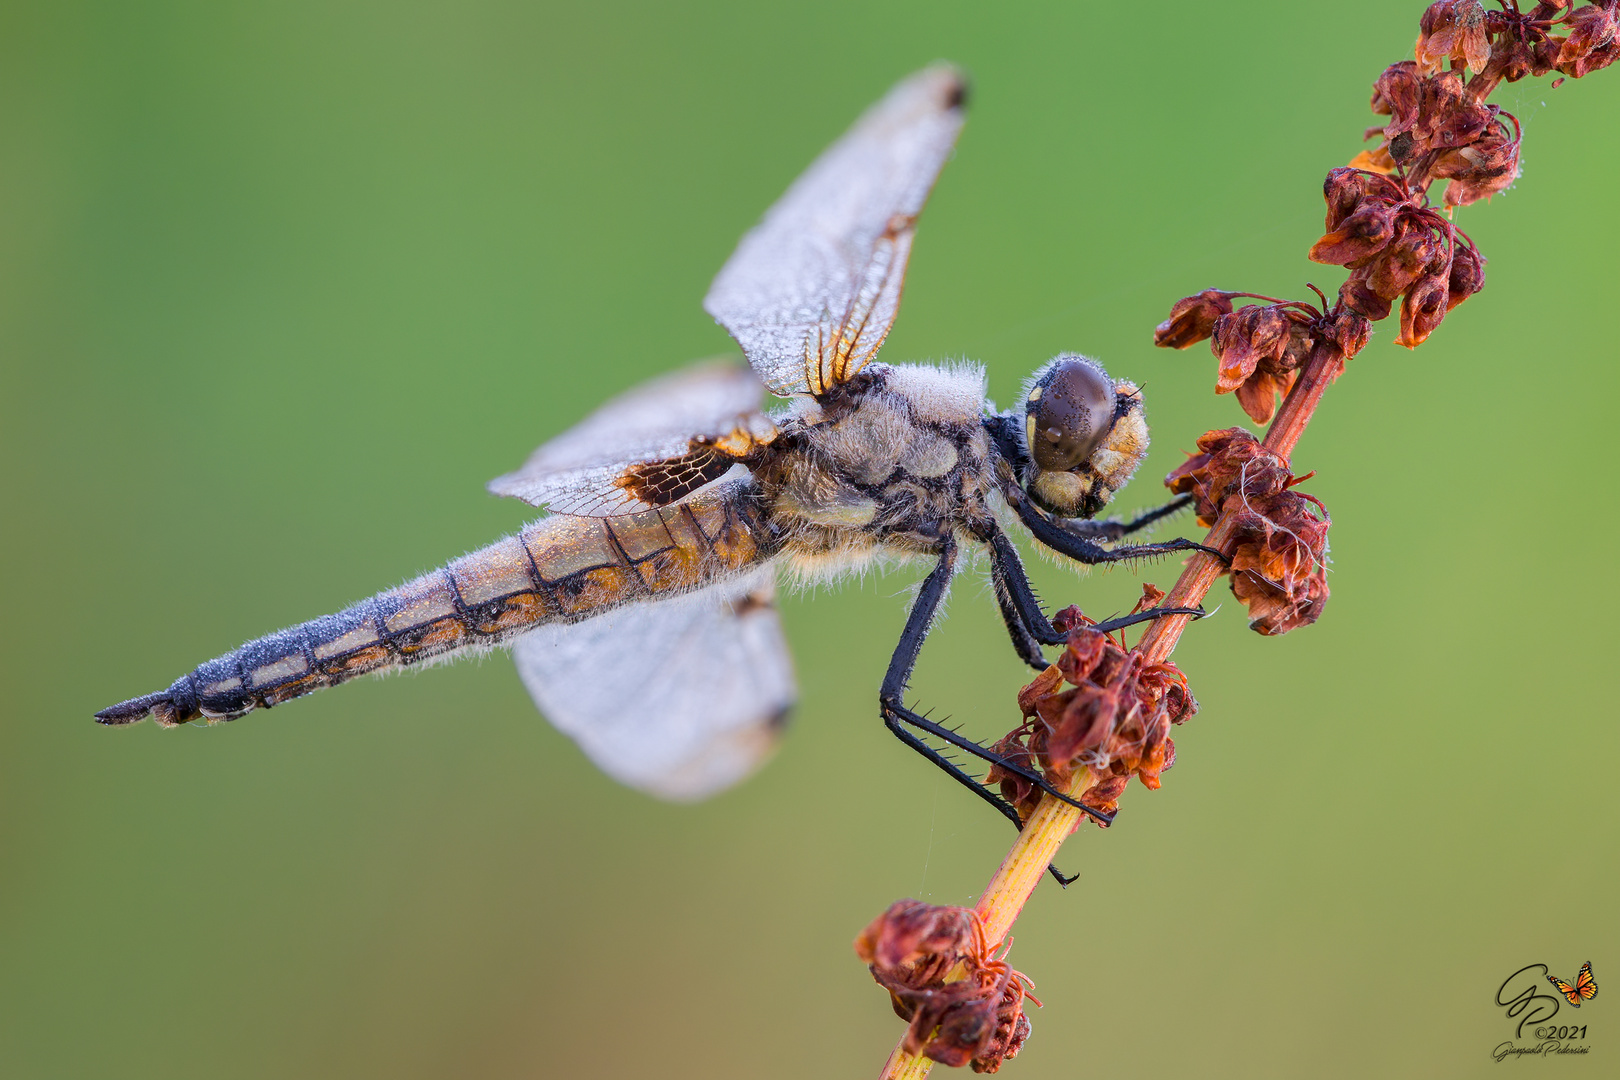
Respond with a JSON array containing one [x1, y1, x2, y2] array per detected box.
[[1446, 242, 1487, 310], [1416, 0, 1493, 76], [1397, 268, 1453, 348], [1324, 308, 1373, 357], [1370, 60, 1424, 121], [1338, 267, 1395, 321], [1363, 218, 1432, 301], [1211, 305, 1291, 394], [856, 901, 1036, 1073], [855, 899, 979, 973], [1165, 429, 1332, 634], [1309, 200, 1399, 267], [1153, 289, 1235, 350], [1207, 304, 1321, 423], [1558, 4, 1620, 77], [990, 599, 1197, 823]]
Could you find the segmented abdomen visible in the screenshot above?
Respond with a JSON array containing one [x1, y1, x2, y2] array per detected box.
[[95, 480, 779, 727]]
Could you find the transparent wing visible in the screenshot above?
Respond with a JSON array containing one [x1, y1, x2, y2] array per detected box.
[[511, 566, 797, 800], [487, 360, 768, 516], [703, 65, 967, 397]]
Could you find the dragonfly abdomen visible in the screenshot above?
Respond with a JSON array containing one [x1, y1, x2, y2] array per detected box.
[[95, 481, 778, 727]]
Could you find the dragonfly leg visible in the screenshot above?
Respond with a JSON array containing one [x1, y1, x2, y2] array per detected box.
[[980, 523, 1208, 650], [879, 539, 1105, 884], [1056, 494, 1196, 542], [1011, 490, 1227, 568], [989, 569, 1050, 672]]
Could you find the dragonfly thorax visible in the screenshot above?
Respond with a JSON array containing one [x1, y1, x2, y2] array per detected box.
[[756, 363, 998, 568]]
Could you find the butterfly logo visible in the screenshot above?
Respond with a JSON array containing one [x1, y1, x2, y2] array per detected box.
[[1546, 961, 1598, 1007]]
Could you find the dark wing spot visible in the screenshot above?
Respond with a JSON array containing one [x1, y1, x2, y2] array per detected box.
[[619, 449, 737, 506]]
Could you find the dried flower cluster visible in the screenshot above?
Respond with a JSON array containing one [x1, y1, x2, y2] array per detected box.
[[1313, 168, 1486, 345], [855, 901, 1036, 1073], [1417, 0, 1618, 94], [1156, 291, 1371, 422], [1166, 429, 1332, 635], [870, 5, 1618, 1075], [985, 600, 1197, 824]]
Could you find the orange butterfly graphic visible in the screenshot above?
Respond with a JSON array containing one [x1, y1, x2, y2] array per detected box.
[[1546, 961, 1598, 1007]]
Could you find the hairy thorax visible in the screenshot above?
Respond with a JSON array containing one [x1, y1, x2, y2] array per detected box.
[[752, 363, 997, 578]]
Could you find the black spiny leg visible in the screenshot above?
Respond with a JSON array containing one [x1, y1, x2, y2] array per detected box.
[[879, 540, 1128, 885], [991, 571, 1049, 672], [980, 522, 1209, 651], [1012, 490, 1227, 569], [1062, 494, 1196, 542]]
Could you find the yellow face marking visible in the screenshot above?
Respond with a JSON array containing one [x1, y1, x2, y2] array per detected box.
[[1027, 385, 1042, 401]]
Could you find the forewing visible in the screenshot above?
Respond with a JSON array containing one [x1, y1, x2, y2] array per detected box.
[[487, 360, 766, 515], [704, 65, 967, 397], [511, 566, 796, 800]]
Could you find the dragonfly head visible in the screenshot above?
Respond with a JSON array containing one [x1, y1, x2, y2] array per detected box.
[[1017, 354, 1149, 519]]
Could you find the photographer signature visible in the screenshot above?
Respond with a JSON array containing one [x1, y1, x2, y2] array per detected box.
[[1497, 965, 1562, 1039]]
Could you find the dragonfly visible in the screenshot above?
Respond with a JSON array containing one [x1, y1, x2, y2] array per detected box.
[[97, 66, 1214, 837]]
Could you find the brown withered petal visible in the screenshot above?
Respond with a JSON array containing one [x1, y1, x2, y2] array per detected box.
[[854, 900, 978, 973], [1233, 562, 1330, 635], [1338, 268, 1394, 321], [1414, 71, 1494, 154], [1325, 309, 1373, 357], [1397, 269, 1451, 348], [1079, 775, 1130, 820], [1154, 289, 1235, 350], [1322, 168, 1390, 231], [1416, 1, 1492, 76], [1348, 145, 1399, 175], [1210, 305, 1291, 393], [1560, 35, 1620, 77], [985, 727, 1042, 824], [1533, 34, 1568, 76], [1309, 201, 1398, 267], [1442, 161, 1518, 208], [1364, 219, 1434, 301], [1430, 121, 1520, 182], [1446, 243, 1486, 311], [1233, 369, 1297, 425], [1558, 5, 1618, 68], [1370, 61, 1423, 126]]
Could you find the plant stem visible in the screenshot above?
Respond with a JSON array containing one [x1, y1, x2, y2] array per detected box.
[[875, 339, 1343, 1078]]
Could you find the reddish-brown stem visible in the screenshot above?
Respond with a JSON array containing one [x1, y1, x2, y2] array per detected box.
[[876, 341, 1344, 1078], [1263, 342, 1348, 465]]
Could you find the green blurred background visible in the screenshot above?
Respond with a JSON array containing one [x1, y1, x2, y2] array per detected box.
[[3, 1, 1615, 1076]]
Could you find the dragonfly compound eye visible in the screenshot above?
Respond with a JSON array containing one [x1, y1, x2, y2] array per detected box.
[[1023, 356, 1114, 472]]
